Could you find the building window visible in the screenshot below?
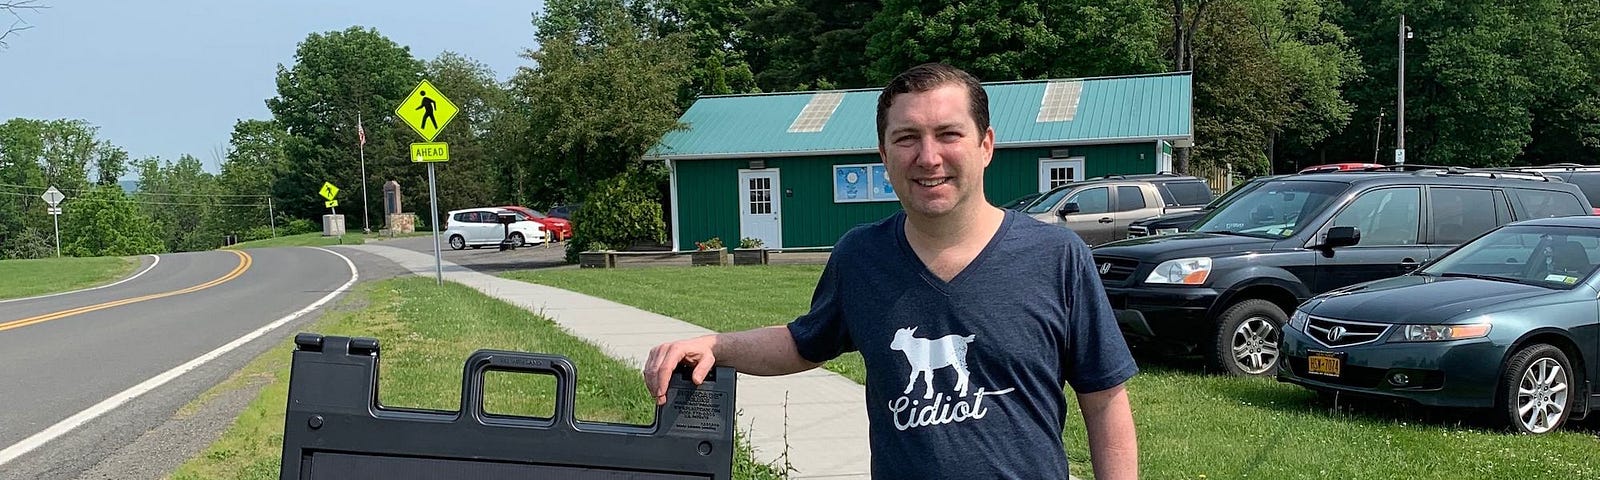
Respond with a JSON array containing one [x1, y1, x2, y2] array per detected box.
[[1039, 158, 1085, 193]]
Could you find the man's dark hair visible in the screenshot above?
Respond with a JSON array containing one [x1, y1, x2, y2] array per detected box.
[[875, 63, 990, 146]]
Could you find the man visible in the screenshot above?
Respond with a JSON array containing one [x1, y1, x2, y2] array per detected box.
[[643, 63, 1138, 479]]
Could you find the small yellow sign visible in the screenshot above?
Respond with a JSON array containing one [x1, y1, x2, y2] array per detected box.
[[319, 182, 340, 201], [325, 199, 339, 208], [395, 80, 458, 142], [410, 142, 450, 163]]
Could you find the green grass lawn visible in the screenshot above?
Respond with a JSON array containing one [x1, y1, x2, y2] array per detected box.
[[171, 277, 784, 479], [505, 265, 1600, 479], [0, 256, 138, 300], [222, 232, 366, 249]]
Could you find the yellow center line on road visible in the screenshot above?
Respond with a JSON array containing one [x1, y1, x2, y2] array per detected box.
[[0, 250, 253, 333]]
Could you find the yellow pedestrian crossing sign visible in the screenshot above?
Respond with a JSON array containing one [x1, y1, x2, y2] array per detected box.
[[320, 182, 339, 201], [325, 200, 339, 208], [396, 80, 457, 142]]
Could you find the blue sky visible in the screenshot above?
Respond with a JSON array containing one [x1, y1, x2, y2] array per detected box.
[[0, 0, 545, 176]]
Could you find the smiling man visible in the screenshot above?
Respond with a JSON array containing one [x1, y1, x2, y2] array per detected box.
[[643, 63, 1139, 479]]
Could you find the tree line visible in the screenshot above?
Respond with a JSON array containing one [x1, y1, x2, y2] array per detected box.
[[3, 0, 1595, 259]]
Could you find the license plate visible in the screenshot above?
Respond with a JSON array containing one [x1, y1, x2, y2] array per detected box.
[[1306, 350, 1343, 377]]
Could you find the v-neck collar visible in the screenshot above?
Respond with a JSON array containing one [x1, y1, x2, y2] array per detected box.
[[894, 210, 1015, 295]]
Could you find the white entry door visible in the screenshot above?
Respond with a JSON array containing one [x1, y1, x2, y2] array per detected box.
[[738, 169, 783, 249]]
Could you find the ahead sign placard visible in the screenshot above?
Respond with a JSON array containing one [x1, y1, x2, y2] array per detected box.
[[410, 143, 449, 163]]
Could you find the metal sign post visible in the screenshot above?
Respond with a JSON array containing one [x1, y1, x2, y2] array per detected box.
[[42, 186, 65, 257], [427, 164, 442, 285]]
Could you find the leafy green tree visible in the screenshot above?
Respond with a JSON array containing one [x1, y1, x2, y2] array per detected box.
[[60, 185, 164, 257], [864, 0, 1167, 84], [741, 0, 880, 90], [266, 27, 423, 225], [134, 155, 224, 252], [1328, 0, 1596, 167], [505, 0, 691, 207], [217, 119, 288, 238]]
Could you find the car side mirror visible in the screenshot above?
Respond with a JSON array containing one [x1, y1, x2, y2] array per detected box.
[[1323, 226, 1361, 248], [1058, 202, 1081, 218]]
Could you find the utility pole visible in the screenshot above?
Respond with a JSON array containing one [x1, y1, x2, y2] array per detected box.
[[1397, 14, 1410, 165], [358, 112, 371, 234]]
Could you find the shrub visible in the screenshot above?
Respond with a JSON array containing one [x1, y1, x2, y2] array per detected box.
[[567, 172, 665, 252], [737, 237, 764, 249]]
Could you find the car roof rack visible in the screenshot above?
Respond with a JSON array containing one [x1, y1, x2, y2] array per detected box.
[[1421, 167, 1555, 182]]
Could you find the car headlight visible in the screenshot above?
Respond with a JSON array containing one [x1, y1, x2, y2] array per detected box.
[[1144, 257, 1212, 285], [1392, 323, 1491, 342], [1288, 309, 1309, 330]]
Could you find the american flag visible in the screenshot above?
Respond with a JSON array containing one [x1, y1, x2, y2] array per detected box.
[[357, 116, 367, 146]]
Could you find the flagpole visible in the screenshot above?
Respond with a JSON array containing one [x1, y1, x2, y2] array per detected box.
[[358, 112, 371, 234]]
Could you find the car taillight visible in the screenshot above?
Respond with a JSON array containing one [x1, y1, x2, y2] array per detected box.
[[1592, 208, 1600, 215]]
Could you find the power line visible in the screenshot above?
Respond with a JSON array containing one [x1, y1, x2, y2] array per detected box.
[[0, 182, 271, 198], [0, 190, 267, 208]]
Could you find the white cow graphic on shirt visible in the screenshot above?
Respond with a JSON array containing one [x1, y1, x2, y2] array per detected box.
[[890, 326, 975, 399]]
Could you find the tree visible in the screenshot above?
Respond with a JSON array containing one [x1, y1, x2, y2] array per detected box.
[[0, 1, 44, 49], [60, 185, 164, 257], [217, 120, 287, 238], [864, 0, 1167, 84], [266, 27, 423, 225], [742, 0, 880, 91], [1327, 0, 1593, 167], [134, 155, 224, 252], [505, 0, 692, 206]]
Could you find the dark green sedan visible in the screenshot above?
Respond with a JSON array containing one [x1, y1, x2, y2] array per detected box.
[[1278, 216, 1600, 434]]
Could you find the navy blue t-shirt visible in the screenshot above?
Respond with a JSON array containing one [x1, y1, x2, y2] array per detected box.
[[787, 210, 1137, 479]]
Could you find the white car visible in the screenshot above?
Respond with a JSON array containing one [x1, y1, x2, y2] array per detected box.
[[444, 208, 546, 250]]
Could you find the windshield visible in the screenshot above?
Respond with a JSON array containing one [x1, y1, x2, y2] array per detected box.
[[1022, 185, 1078, 214], [1190, 180, 1347, 239], [1205, 177, 1274, 210], [1420, 225, 1600, 289]]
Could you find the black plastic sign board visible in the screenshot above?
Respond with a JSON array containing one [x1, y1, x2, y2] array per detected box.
[[279, 333, 735, 480]]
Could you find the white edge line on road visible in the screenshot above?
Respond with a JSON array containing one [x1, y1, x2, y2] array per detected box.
[[0, 247, 359, 467], [0, 254, 162, 305]]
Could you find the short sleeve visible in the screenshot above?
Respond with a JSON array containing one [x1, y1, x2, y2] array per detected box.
[[1061, 239, 1138, 393], [786, 253, 854, 363]]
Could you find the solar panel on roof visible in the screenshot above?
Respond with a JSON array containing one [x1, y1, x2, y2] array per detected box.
[[787, 92, 845, 133], [1036, 80, 1083, 122]]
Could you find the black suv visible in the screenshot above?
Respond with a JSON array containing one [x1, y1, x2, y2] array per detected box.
[[1090, 166, 1593, 376], [1505, 163, 1600, 214]]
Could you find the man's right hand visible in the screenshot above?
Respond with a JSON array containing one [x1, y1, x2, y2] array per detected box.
[[642, 334, 719, 406]]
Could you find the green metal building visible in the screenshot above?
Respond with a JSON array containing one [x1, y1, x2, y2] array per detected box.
[[648, 72, 1194, 251]]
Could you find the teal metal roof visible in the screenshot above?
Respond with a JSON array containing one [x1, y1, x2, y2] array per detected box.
[[648, 72, 1192, 160]]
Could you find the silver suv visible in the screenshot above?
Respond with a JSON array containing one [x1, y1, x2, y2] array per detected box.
[[1020, 174, 1213, 245]]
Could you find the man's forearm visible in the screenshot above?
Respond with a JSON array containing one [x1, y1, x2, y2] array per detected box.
[[1079, 384, 1138, 480], [713, 326, 821, 376]]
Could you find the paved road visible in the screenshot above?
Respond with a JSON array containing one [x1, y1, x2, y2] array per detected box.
[[0, 248, 361, 479], [378, 234, 571, 273]]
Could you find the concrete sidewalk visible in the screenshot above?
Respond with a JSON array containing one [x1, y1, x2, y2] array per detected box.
[[346, 244, 871, 479]]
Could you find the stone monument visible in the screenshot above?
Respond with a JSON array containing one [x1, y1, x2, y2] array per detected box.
[[383, 180, 417, 234]]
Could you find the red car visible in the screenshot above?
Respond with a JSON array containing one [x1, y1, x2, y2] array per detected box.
[[501, 206, 572, 241], [1299, 163, 1386, 174]]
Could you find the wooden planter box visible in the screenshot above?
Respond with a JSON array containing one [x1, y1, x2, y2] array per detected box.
[[579, 251, 615, 268], [732, 248, 769, 265], [691, 249, 729, 266]]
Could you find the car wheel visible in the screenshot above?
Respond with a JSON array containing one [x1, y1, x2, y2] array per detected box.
[[1500, 343, 1574, 434], [510, 232, 525, 247], [448, 235, 466, 250], [1210, 299, 1286, 376]]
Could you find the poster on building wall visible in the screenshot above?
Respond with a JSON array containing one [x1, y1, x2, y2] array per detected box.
[[834, 165, 869, 202], [869, 164, 897, 201]]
